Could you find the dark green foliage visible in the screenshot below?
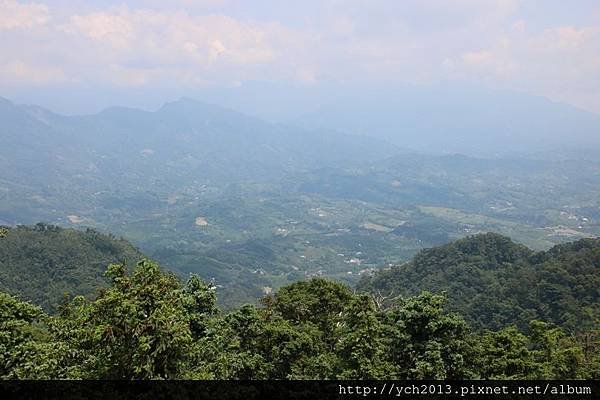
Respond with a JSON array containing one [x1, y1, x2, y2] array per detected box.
[[475, 320, 590, 379], [0, 292, 55, 378], [265, 278, 353, 346], [577, 329, 600, 378], [0, 224, 144, 312], [335, 294, 393, 379], [61, 260, 193, 379], [477, 326, 537, 379], [382, 292, 476, 379], [358, 233, 600, 332], [184, 275, 218, 339], [528, 320, 586, 379], [2, 259, 597, 380]]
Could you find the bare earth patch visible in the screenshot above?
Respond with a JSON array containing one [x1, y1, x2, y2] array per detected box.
[[67, 215, 85, 224], [361, 222, 392, 233], [195, 217, 209, 226]]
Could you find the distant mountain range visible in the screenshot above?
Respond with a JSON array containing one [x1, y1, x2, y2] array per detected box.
[[0, 95, 400, 224], [1, 95, 599, 307], [11, 83, 600, 156], [73, 82, 600, 156], [292, 85, 600, 156]]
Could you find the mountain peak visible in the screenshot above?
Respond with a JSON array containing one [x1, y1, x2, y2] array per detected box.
[[159, 97, 215, 111], [0, 96, 14, 106], [0, 96, 18, 112]]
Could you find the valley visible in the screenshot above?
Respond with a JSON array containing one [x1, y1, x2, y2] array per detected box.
[[1, 97, 599, 306]]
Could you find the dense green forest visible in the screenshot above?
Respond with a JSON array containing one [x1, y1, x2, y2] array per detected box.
[[1, 258, 599, 379], [0, 224, 143, 312], [358, 233, 600, 332], [1, 227, 599, 379]]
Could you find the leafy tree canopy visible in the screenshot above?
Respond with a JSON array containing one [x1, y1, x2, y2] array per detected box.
[[1, 258, 598, 380]]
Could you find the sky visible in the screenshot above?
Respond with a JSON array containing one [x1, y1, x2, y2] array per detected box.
[[0, 0, 599, 115]]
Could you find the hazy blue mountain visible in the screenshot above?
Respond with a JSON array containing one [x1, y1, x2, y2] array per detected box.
[[0, 96, 401, 222], [10, 82, 600, 156], [2, 96, 400, 177], [291, 84, 600, 156], [57, 81, 599, 157]]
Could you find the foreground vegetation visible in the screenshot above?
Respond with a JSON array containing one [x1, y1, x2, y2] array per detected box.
[[2, 258, 599, 380], [1, 226, 598, 379]]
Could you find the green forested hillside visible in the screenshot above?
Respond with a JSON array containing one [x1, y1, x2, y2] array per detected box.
[[1, 259, 598, 380], [358, 233, 600, 332], [0, 224, 144, 311]]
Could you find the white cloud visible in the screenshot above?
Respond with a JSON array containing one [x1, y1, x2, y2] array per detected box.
[[0, 1, 599, 112], [106, 64, 155, 87], [0, 60, 67, 84], [547, 26, 590, 50], [462, 50, 494, 65], [63, 11, 134, 42], [450, 22, 600, 111], [60, 9, 282, 64], [460, 49, 518, 77], [0, 0, 48, 29]]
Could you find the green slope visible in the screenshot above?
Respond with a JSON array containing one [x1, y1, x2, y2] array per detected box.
[[358, 233, 600, 332], [0, 223, 144, 311]]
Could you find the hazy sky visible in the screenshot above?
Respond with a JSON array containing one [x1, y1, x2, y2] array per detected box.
[[1, 0, 599, 114]]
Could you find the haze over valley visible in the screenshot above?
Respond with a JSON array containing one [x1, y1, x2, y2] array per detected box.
[[2, 93, 599, 305]]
